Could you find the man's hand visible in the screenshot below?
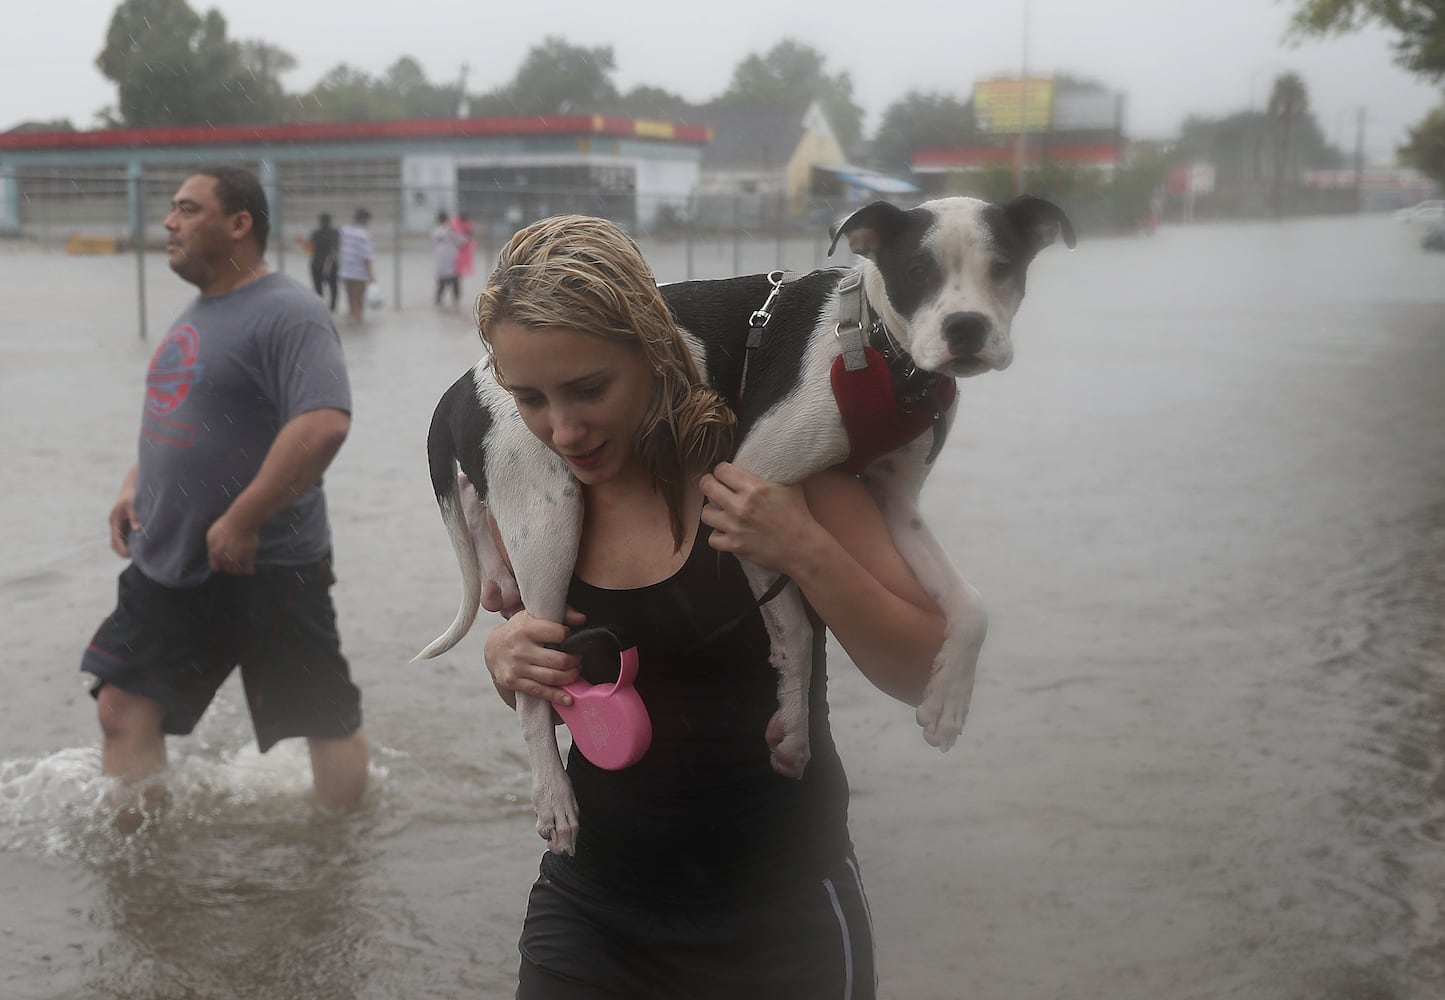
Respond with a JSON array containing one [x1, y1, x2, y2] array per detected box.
[[108, 466, 140, 558], [206, 511, 261, 575], [205, 407, 349, 575]]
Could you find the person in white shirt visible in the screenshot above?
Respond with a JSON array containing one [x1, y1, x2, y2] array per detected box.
[[432, 210, 462, 308], [337, 207, 375, 324]]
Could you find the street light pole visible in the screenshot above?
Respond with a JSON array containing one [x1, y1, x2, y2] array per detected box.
[[1244, 66, 1276, 209], [1353, 105, 1366, 213], [1015, 0, 1032, 195]]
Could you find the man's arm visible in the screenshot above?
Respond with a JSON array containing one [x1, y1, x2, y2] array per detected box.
[[109, 464, 140, 557], [205, 407, 350, 574]]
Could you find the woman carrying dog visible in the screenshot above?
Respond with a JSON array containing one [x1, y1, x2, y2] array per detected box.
[[478, 216, 945, 999]]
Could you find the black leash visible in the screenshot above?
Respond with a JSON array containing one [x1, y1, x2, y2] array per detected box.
[[678, 572, 791, 657], [551, 575, 791, 666], [737, 269, 787, 401]]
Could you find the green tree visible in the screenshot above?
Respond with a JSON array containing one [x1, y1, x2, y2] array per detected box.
[[493, 37, 619, 115], [1288, 0, 1445, 80], [295, 57, 458, 122], [298, 65, 402, 122], [618, 84, 691, 114], [95, 0, 290, 126], [1400, 103, 1445, 184], [384, 56, 430, 98], [716, 40, 864, 148], [871, 91, 974, 173], [1174, 98, 1341, 217], [1267, 72, 1311, 213], [236, 40, 297, 120], [382, 57, 460, 118], [1107, 143, 1173, 226]]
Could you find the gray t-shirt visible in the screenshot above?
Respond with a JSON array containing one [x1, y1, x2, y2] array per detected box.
[[131, 273, 352, 587]]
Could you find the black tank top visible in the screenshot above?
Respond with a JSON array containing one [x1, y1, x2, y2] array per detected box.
[[545, 523, 853, 905]]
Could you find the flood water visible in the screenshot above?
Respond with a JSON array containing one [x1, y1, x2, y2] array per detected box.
[[2, 214, 1443, 999]]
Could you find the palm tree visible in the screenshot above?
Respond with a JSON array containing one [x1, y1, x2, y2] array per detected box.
[[1267, 73, 1310, 216]]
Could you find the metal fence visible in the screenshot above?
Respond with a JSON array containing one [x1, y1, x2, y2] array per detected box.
[[9, 167, 869, 242], [4, 169, 890, 337]]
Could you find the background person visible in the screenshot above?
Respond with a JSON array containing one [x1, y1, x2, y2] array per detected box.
[[451, 210, 476, 300], [81, 166, 369, 829], [308, 211, 339, 311], [477, 216, 945, 999], [337, 207, 375, 324], [432, 209, 461, 308]]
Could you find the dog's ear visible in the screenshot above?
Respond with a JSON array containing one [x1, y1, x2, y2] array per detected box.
[[828, 201, 910, 258], [1003, 195, 1076, 257]]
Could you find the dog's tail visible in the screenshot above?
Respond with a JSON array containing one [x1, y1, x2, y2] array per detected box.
[[413, 379, 485, 661]]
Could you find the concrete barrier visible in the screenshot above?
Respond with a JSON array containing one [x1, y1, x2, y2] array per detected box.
[[65, 234, 120, 255]]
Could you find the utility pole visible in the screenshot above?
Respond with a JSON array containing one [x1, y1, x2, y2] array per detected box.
[[1014, 0, 1032, 195], [455, 63, 471, 118], [1352, 106, 1366, 213]]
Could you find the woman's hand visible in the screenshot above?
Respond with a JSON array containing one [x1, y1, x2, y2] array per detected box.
[[483, 609, 587, 710], [699, 462, 821, 574], [704, 464, 949, 708]]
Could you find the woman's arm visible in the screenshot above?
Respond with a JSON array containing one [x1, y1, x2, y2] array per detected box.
[[700, 462, 947, 706], [480, 506, 585, 709]]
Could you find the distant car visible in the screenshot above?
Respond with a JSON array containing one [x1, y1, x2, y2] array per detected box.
[[1392, 199, 1445, 223], [1423, 221, 1445, 253]]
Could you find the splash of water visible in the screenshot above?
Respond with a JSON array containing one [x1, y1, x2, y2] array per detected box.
[[0, 742, 385, 862]]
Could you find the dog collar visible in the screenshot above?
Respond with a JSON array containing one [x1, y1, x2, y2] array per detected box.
[[836, 271, 955, 466]]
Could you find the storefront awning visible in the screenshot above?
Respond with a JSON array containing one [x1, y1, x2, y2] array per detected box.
[[814, 164, 920, 195]]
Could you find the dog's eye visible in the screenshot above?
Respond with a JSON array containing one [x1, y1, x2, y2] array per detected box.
[[907, 262, 931, 285], [989, 260, 1013, 281]]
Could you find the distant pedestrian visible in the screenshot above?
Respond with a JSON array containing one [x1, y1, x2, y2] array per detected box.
[[308, 212, 339, 311], [338, 208, 375, 324], [452, 210, 477, 293], [433, 210, 462, 308]]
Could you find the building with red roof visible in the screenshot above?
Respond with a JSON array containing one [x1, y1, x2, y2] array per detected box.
[[0, 115, 711, 239]]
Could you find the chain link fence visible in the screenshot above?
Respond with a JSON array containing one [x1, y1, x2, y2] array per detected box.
[[2, 167, 893, 340], [4, 167, 881, 310]]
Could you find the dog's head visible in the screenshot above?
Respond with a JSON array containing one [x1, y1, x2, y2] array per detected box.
[[829, 195, 1074, 376]]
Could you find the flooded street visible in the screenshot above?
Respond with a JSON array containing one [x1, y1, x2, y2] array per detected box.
[[2, 213, 1443, 999]]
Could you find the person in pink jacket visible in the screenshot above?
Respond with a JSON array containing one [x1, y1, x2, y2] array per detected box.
[[451, 211, 476, 297]]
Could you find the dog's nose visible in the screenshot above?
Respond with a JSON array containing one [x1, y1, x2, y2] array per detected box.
[[942, 312, 991, 358]]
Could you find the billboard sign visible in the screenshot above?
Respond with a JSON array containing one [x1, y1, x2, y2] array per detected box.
[[973, 77, 1054, 134], [1051, 91, 1122, 131]]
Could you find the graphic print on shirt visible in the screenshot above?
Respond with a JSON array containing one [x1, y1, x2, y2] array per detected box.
[[143, 324, 204, 447]]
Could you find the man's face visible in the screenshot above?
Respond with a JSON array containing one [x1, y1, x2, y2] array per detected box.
[[163, 175, 244, 287]]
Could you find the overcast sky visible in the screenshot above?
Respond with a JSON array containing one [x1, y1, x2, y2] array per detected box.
[[9, 0, 1442, 161]]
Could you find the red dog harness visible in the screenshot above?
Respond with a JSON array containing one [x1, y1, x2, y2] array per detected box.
[[830, 344, 956, 474]]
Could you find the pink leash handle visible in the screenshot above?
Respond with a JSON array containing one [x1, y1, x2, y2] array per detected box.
[[551, 628, 652, 771]]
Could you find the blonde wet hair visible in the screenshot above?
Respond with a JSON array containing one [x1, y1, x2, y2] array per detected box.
[[477, 215, 736, 549]]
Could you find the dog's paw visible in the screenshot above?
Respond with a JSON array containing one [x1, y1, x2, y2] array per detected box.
[[534, 788, 580, 856], [765, 711, 811, 779], [916, 668, 972, 751]]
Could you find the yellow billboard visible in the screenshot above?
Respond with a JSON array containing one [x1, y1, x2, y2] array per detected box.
[[973, 77, 1055, 134]]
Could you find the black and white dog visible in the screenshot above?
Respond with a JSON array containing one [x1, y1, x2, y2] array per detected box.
[[417, 196, 1074, 855]]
